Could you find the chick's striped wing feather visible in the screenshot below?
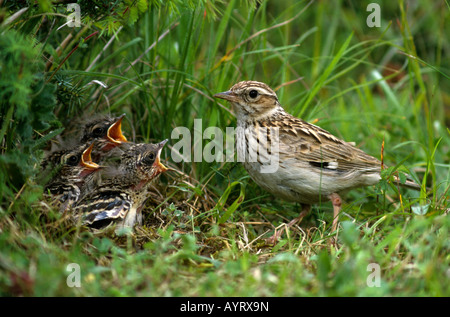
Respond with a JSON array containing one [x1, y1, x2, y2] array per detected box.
[[76, 190, 132, 225], [45, 182, 80, 203]]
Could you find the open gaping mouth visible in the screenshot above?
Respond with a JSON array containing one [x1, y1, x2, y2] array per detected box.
[[107, 114, 128, 144], [81, 143, 101, 169], [154, 139, 169, 174]]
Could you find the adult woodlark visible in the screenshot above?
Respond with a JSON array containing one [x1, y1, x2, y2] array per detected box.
[[214, 80, 420, 242]]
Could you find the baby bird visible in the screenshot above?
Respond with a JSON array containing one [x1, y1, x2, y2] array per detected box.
[[43, 142, 101, 212], [78, 113, 129, 162], [73, 140, 168, 230], [42, 114, 128, 170]]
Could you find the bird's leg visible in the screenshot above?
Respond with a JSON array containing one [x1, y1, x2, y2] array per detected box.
[[328, 193, 342, 232], [265, 204, 311, 245]]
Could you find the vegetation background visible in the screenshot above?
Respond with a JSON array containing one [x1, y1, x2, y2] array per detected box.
[[0, 0, 449, 296]]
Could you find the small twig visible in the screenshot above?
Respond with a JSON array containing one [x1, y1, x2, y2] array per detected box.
[[274, 77, 304, 92], [7, 183, 26, 212], [2, 7, 28, 26], [46, 33, 73, 71], [123, 22, 179, 74], [46, 31, 99, 83], [212, 0, 314, 71], [245, 229, 271, 249], [183, 83, 234, 116], [107, 22, 179, 99], [85, 26, 123, 72]]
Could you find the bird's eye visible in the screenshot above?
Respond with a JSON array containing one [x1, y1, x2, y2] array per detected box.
[[66, 155, 80, 166], [92, 127, 105, 137], [142, 153, 155, 165], [249, 90, 259, 99]]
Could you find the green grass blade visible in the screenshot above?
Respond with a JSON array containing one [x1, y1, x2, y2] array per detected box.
[[215, 181, 245, 224], [297, 32, 354, 118]]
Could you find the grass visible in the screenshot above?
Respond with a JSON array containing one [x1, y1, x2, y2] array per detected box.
[[0, 0, 449, 297]]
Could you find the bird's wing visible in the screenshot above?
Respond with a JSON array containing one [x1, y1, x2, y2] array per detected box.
[[75, 190, 132, 226], [275, 116, 382, 173], [45, 182, 81, 210]]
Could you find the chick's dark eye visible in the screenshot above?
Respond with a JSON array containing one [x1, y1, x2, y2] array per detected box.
[[92, 127, 105, 137], [142, 153, 155, 165], [249, 90, 259, 98], [66, 155, 80, 166]]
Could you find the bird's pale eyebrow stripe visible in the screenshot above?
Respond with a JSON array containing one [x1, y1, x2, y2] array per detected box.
[[249, 87, 273, 96]]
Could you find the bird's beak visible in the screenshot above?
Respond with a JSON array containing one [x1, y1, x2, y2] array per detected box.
[[155, 139, 169, 173], [213, 90, 239, 103], [107, 114, 128, 144], [81, 143, 101, 169]]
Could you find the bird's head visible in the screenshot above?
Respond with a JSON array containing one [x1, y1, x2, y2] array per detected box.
[[81, 114, 128, 151], [214, 81, 282, 120], [57, 142, 101, 183], [122, 140, 169, 183]]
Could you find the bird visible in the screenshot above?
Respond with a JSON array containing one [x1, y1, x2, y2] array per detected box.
[[42, 113, 129, 170], [78, 113, 129, 162], [214, 80, 421, 243], [73, 140, 169, 230], [41, 114, 128, 207], [43, 142, 101, 212]]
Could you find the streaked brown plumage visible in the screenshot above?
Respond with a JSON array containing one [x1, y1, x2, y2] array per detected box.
[[44, 142, 101, 212], [73, 140, 168, 230], [214, 81, 421, 242]]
